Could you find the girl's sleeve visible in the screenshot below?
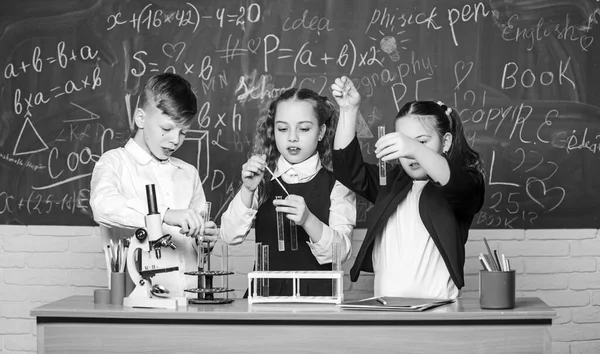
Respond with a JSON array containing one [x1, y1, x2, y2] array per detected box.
[[437, 159, 485, 217], [307, 181, 356, 264], [219, 188, 259, 245], [332, 135, 381, 203]]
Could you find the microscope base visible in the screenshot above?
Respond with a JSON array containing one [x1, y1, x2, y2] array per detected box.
[[124, 296, 187, 309]]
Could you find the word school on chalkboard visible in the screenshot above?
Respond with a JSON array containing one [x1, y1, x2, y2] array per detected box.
[[1, 0, 600, 229]]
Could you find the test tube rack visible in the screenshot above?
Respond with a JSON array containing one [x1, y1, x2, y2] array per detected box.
[[247, 270, 344, 304], [184, 241, 235, 305]]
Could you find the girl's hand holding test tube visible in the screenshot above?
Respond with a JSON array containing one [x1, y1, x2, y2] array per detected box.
[[330, 76, 360, 112], [374, 131, 418, 162], [272, 195, 312, 226], [241, 154, 267, 192]]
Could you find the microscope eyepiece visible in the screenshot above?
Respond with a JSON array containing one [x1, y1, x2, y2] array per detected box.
[[145, 184, 159, 215]]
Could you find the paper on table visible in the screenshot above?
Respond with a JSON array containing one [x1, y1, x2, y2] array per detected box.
[[339, 297, 456, 311]]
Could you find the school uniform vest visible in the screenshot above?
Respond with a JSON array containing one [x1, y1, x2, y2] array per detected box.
[[254, 168, 336, 296]]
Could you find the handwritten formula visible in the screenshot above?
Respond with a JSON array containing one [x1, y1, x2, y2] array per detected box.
[[1, 0, 599, 228]]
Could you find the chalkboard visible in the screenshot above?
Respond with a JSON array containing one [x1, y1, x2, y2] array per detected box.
[[1, 0, 600, 229]]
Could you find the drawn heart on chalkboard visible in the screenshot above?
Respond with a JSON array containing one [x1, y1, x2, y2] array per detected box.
[[162, 42, 186, 62], [454, 61, 473, 90], [247, 38, 262, 54], [525, 177, 565, 213]]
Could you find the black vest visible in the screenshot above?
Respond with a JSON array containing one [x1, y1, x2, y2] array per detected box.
[[254, 168, 336, 296]]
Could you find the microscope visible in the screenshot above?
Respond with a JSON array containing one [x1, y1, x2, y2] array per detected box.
[[123, 184, 187, 309]]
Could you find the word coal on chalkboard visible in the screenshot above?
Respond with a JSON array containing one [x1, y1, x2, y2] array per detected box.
[[1, 0, 600, 229]]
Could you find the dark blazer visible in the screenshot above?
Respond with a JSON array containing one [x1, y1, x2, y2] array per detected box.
[[332, 136, 485, 288]]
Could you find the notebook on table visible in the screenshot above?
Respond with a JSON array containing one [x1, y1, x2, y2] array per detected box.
[[339, 296, 455, 311]]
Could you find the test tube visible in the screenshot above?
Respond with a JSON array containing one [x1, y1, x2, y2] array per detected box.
[[275, 196, 285, 251], [220, 242, 229, 298], [332, 243, 341, 298], [378, 126, 387, 186], [262, 245, 269, 297], [255, 242, 263, 297], [197, 237, 204, 271], [290, 220, 298, 251], [203, 202, 212, 231]]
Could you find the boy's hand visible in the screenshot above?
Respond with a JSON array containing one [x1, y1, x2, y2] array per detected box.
[[241, 154, 266, 192], [163, 208, 203, 237], [331, 76, 360, 111], [273, 194, 312, 226], [198, 220, 219, 242]]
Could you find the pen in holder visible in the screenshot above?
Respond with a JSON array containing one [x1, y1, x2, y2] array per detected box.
[[479, 270, 516, 309]]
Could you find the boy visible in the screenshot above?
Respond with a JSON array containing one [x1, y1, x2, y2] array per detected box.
[[90, 73, 217, 297]]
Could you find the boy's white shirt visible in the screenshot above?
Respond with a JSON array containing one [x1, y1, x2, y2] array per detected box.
[[220, 153, 356, 264], [90, 139, 206, 297]]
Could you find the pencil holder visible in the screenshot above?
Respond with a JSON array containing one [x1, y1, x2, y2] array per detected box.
[[110, 272, 125, 305], [479, 270, 515, 309]]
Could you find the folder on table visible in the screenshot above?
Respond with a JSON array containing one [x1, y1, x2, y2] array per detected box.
[[339, 297, 455, 311]]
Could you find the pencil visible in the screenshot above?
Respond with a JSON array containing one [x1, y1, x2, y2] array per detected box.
[[483, 238, 499, 271], [480, 254, 493, 271], [493, 250, 502, 271], [478, 254, 490, 271], [264, 165, 290, 196]]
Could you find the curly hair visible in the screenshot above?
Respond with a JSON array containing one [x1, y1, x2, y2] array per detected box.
[[252, 88, 339, 205]]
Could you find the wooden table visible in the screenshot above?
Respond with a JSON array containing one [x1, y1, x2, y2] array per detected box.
[[32, 296, 555, 353]]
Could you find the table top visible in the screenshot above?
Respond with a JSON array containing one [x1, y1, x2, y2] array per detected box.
[[31, 296, 555, 323]]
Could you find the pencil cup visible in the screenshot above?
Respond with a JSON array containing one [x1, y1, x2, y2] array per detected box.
[[479, 270, 515, 309], [94, 288, 110, 304], [110, 272, 125, 305]]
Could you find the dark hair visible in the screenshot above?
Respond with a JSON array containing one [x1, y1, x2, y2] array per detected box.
[[139, 73, 197, 126], [252, 88, 338, 205], [396, 101, 484, 176]]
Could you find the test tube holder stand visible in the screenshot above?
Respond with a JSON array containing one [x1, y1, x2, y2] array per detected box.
[[184, 241, 235, 305], [247, 270, 344, 305], [184, 270, 235, 304]]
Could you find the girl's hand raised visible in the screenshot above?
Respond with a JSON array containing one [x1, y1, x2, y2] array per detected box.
[[241, 154, 267, 192], [375, 132, 418, 161], [273, 195, 312, 226], [331, 76, 360, 111]]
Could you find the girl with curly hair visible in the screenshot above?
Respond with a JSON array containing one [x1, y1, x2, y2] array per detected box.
[[220, 88, 356, 296]]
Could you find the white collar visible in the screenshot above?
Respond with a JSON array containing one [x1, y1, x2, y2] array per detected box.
[[125, 139, 182, 168], [272, 153, 321, 181]]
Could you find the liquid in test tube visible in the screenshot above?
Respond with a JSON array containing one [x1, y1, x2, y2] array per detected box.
[[204, 202, 212, 229], [255, 242, 263, 297], [275, 196, 285, 251], [332, 243, 341, 297], [220, 242, 229, 297], [262, 245, 269, 297], [290, 220, 298, 251], [378, 126, 387, 186]]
